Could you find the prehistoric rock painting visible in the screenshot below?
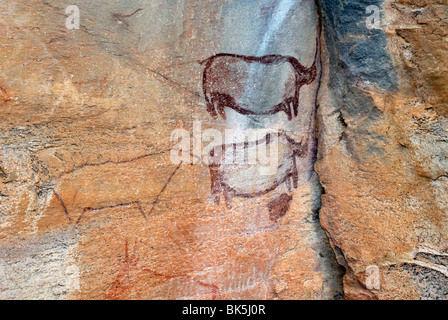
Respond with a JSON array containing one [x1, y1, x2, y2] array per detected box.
[[208, 132, 309, 209], [201, 47, 318, 121], [49, 151, 181, 226], [105, 240, 219, 300], [201, 37, 320, 213], [268, 193, 293, 223]]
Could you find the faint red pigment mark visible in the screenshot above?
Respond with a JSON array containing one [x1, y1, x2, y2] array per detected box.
[[73, 76, 108, 97], [268, 193, 293, 222], [105, 240, 140, 300], [72, 189, 78, 203], [105, 240, 219, 300], [260, 5, 276, 16], [200, 41, 318, 121]]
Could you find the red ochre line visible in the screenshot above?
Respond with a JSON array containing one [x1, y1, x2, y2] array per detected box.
[[53, 162, 182, 225]]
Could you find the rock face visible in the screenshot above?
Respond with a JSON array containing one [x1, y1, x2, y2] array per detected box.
[[0, 0, 447, 300], [317, 0, 448, 299], [0, 0, 342, 300]]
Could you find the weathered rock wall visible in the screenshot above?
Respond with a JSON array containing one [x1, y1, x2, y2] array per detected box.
[[0, 0, 343, 300], [317, 0, 448, 299], [1, 0, 447, 300]]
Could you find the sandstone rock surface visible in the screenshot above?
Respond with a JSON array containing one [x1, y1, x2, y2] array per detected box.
[[0, 0, 447, 300], [318, 0, 448, 299]]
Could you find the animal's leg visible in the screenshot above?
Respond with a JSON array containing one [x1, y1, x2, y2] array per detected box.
[[214, 193, 221, 205], [281, 100, 292, 120], [209, 165, 223, 205], [292, 156, 299, 189], [207, 103, 219, 119], [217, 102, 227, 120], [208, 94, 221, 119], [223, 188, 233, 210], [293, 95, 299, 118]]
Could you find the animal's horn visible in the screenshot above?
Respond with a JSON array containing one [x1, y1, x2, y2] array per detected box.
[[304, 20, 321, 85]]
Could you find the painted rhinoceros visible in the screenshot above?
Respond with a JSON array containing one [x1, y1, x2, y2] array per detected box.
[[201, 41, 318, 121], [207, 132, 312, 209]]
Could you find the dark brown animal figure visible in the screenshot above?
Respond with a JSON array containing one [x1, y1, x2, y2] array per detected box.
[[200, 39, 318, 121], [207, 132, 309, 209]]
